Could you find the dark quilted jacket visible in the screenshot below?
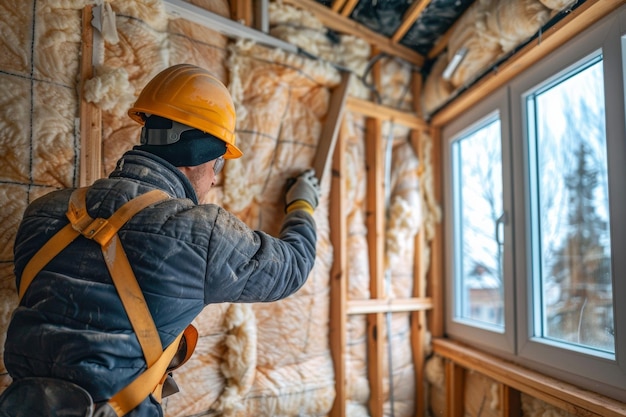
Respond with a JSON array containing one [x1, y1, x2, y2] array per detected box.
[[4, 150, 317, 416]]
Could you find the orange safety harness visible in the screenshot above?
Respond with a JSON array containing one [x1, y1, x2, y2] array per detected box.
[[18, 187, 197, 416]]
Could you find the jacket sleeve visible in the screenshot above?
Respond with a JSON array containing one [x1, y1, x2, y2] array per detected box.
[[203, 207, 317, 304]]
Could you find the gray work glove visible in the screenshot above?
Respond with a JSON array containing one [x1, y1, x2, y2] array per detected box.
[[285, 169, 321, 214]]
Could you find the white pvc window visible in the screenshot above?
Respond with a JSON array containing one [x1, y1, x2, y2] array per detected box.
[[444, 87, 515, 354], [444, 6, 626, 401]]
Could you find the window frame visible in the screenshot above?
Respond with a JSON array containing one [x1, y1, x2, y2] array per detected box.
[[443, 87, 516, 355], [510, 6, 626, 399], [443, 5, 626, 401]]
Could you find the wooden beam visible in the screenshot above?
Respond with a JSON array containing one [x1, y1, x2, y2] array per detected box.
[[431, 0, 621, 127], [433, 339, 626, 417], [347, 297, 433, 315], [231, 0, 253, 27], [313, 71, 351, 183], [411, 131, 428, 413], [329, 122, 347, 417], [411, 233, 428, 417], [500, 385, 522, 417], [412, 65, 424, 119], [445, 360, 465, 417], [331, 0, 348, 13], [282, 0, 425, 66], [365, 115, 385, 417], [79, 6, 102, 187], [339, 0, 359, 17], [346, 97, 428, 131], [428, 126, 444, 338], [410, 69, 427, 415], [367, 312, 385, 417], [391, 0, 431, 43]]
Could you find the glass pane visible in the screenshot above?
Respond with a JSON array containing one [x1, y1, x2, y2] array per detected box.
[[452, 115, 504, 329], [528, 56, 614, 354]]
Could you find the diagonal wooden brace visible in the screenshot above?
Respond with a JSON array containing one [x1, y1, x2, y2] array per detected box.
[[313, 70, 351, 184]]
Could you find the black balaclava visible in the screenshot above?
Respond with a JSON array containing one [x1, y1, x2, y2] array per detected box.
[[135, 115, 226, 167]]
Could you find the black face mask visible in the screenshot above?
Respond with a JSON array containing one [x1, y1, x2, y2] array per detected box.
[[135, 116, 226, 167]]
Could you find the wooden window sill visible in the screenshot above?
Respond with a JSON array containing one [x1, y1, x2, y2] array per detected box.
[[432, 338, 626, 417]]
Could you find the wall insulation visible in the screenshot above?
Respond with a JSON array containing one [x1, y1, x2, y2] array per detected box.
[[0, 1, 430, 416]]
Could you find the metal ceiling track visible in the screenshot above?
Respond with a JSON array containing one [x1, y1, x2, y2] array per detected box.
[[163, 0, 298, 54]]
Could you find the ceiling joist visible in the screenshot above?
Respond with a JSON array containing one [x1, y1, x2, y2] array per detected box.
[[282, 0, 425, 66], [391, 0, 431, 43], [338, 0, 359, 17], [331, 0, 347, 13]]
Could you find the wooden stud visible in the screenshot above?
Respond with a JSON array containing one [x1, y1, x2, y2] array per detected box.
[[339, 0, 359, 17], [445, 360, 465, 417], [500, 384, 522, 417], [329, 121, 347, 417], [411, 65, 423, 119], [409, 64, 426, 410], [410, 120, 428, 412], [428, 126, 444, 338], [411, 230, 428, 416], [410, 66, 427, 414], [79, 6, 102, 187], [365, 115, 385, 417], [365, 49, 386, 413], [231, 0, 253, 27], [331, 0, 348, 13]]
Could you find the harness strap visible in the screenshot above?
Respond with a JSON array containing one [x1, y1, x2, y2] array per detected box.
[[18, 187, 199, 416], [107, 331, 184, 416], [19, 223, 80, 301]]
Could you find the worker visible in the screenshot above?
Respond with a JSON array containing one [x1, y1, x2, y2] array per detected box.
[[1, 64, 320, 417]]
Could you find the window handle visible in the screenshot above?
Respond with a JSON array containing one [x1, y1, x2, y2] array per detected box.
[[496, 212, 508, 246]]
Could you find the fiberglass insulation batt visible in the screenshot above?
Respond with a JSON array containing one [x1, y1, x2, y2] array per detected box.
[[422, 0, 576, 116]]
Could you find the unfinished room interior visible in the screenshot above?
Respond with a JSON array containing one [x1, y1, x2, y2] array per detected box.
[[0, 0, 625, 416]]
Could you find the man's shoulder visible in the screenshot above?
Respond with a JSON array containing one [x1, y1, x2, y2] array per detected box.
[[24, 188, 73, 216]]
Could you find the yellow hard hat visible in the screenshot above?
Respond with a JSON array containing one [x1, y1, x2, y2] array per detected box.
[[128, 64, 242, 159]]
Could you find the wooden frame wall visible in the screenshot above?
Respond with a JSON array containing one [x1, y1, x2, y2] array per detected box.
[[328, 78, 435, 417], [78, 2, 438, 416], [327, 109, 434, 417]]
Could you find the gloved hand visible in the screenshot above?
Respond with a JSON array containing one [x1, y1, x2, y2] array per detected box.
[[285, 169, 321, 214]]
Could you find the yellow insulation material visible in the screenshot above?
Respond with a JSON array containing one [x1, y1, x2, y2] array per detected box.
[[423, 0, 571, 115]]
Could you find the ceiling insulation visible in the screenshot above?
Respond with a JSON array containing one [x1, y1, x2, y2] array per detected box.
[[314, 0, 476, 56]]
